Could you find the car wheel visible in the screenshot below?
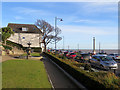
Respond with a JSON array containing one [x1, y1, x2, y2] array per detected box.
[[100, 64, 104, 69], [112, 57, 115, 60], [88, 60, 91, 63]]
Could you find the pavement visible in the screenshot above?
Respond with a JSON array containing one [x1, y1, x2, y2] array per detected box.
[[116, 63, 120, 76], [42, 54, 80, 89], [1, 55, 16, 62]]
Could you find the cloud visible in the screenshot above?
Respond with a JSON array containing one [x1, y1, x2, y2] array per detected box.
[[73, 19, 112, 24], [14, 16, 24, 20], [12, 7, 53, 16], [2, 0, 119, 2], [82, 2, 117, 13], [60, 25, 117, 36]]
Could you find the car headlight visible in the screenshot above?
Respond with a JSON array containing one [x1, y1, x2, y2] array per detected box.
[[114, 63, 117, 66]]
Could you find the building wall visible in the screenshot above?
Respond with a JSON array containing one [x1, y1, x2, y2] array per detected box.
[[8, 33, 42, 47]]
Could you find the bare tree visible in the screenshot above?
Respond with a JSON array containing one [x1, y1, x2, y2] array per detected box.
[[35, 19, 62, 52]]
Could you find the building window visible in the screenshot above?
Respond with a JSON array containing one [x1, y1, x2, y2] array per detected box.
[[22, 27, 28, 31]]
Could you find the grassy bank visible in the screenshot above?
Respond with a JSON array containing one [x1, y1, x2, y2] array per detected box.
[[2, 59, 52, 88]]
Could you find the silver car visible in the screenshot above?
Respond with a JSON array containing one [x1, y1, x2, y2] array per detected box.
[[90, 54, 118, 70], [108, 53, 120, 60]]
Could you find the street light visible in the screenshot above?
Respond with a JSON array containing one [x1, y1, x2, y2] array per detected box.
[[55, 17, 63, 54], [63, 36, 64, 50]]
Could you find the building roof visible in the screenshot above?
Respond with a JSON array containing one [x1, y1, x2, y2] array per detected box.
[[8, 23, 42, 34]]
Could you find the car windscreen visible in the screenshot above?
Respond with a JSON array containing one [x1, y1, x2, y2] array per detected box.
[[82, 54, 90, 57], [115, 54, 120, 56], [100, 56, 113, 61], [70, 53, 76, 55]]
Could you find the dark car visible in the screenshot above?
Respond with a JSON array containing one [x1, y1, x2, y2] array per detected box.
[[74, 53, 91, 63]]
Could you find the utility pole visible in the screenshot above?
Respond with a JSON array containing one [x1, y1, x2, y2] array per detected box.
[[78, 44, 79, 51], [54, 17, 63, 54], [55, 17, 57, 52], [93, 37, 96, 54], [63, 36, 64, 50], [68, 45, 69, 51], [99, 42, 100, 53]]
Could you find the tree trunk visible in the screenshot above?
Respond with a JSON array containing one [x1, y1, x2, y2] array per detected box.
[[5, 40, 6, 45], [44, 44, 47, 52]]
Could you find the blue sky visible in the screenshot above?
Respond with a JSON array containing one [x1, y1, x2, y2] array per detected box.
[[2, 2, 118, 49]]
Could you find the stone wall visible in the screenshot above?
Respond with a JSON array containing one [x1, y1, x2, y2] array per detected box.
[[8, 33, 42, 47]]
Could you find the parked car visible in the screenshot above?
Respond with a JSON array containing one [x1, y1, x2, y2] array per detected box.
[[108, 53, 120, 60], [96, 53, 107, 55], [90, 54, 118, 70], [63, 51, 68, 55], [66, 52, 76, 59], [74, 53, 91, 63]]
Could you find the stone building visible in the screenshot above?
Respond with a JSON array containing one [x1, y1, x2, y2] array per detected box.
[[7, 23, 43, 48]]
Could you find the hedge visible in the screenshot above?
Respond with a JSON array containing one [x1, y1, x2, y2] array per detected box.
[[44, 52, 120, 89], [6, 40, 41, 53], [2, 45, 12, 50], [31, 47, 42, 52], [6, 40, 23, 49]]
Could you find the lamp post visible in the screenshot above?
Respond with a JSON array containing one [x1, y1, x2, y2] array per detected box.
[[93, 37, 96, 54], [55, 17, 63, 54], [63, 36, 64, 50], [99, 42, 101, 53], [78, 44, 79, 51]]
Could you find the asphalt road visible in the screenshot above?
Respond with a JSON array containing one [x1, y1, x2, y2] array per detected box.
[[42, 55, 80, 89], [116, 63, 120, 76]]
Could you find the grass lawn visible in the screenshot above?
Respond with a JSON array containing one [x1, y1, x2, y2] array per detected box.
[[31, 53, 40, 57], [2, 59, 52, 88], [22, 53, 40, 57]]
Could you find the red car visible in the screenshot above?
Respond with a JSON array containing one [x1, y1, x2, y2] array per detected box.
[[73, 51, 77, 53], [66, 52, 76, 59]]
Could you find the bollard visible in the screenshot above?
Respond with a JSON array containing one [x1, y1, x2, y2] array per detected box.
[[114, 69, 116, 74]]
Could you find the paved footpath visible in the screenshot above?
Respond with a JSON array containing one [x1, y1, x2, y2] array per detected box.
[[1, 55, 16, 62], [42, 54, 80, 89]]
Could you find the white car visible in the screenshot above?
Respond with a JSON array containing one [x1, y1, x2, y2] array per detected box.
[[108, 53, 120, 60], [90, 54, 118, 70]]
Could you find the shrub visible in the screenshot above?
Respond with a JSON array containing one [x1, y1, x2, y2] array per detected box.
[[104, 72, 120, 86], [31, 47, 42, 53], [84, 64, 91, 71], [2, 45, 12, 50], [6, 40, 23, 49]]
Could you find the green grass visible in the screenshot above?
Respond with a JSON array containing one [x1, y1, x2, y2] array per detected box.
[[31, 53, 40, 57], [2, 59, 52, 88], [22, 53, 40, 57]]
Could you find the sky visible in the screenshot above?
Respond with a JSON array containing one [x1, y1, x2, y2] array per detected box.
[[1, 2, 118, 49]]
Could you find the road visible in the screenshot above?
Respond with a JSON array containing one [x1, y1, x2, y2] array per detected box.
[[42, 55, 80, 89], [116, 63, 120, 76]]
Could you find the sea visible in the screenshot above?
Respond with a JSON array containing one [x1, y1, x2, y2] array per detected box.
[[63, 49, 119, 54], [80, 49, 118, 54]]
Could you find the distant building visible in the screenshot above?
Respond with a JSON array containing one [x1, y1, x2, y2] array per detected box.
[[7, 23, 43, 48]]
